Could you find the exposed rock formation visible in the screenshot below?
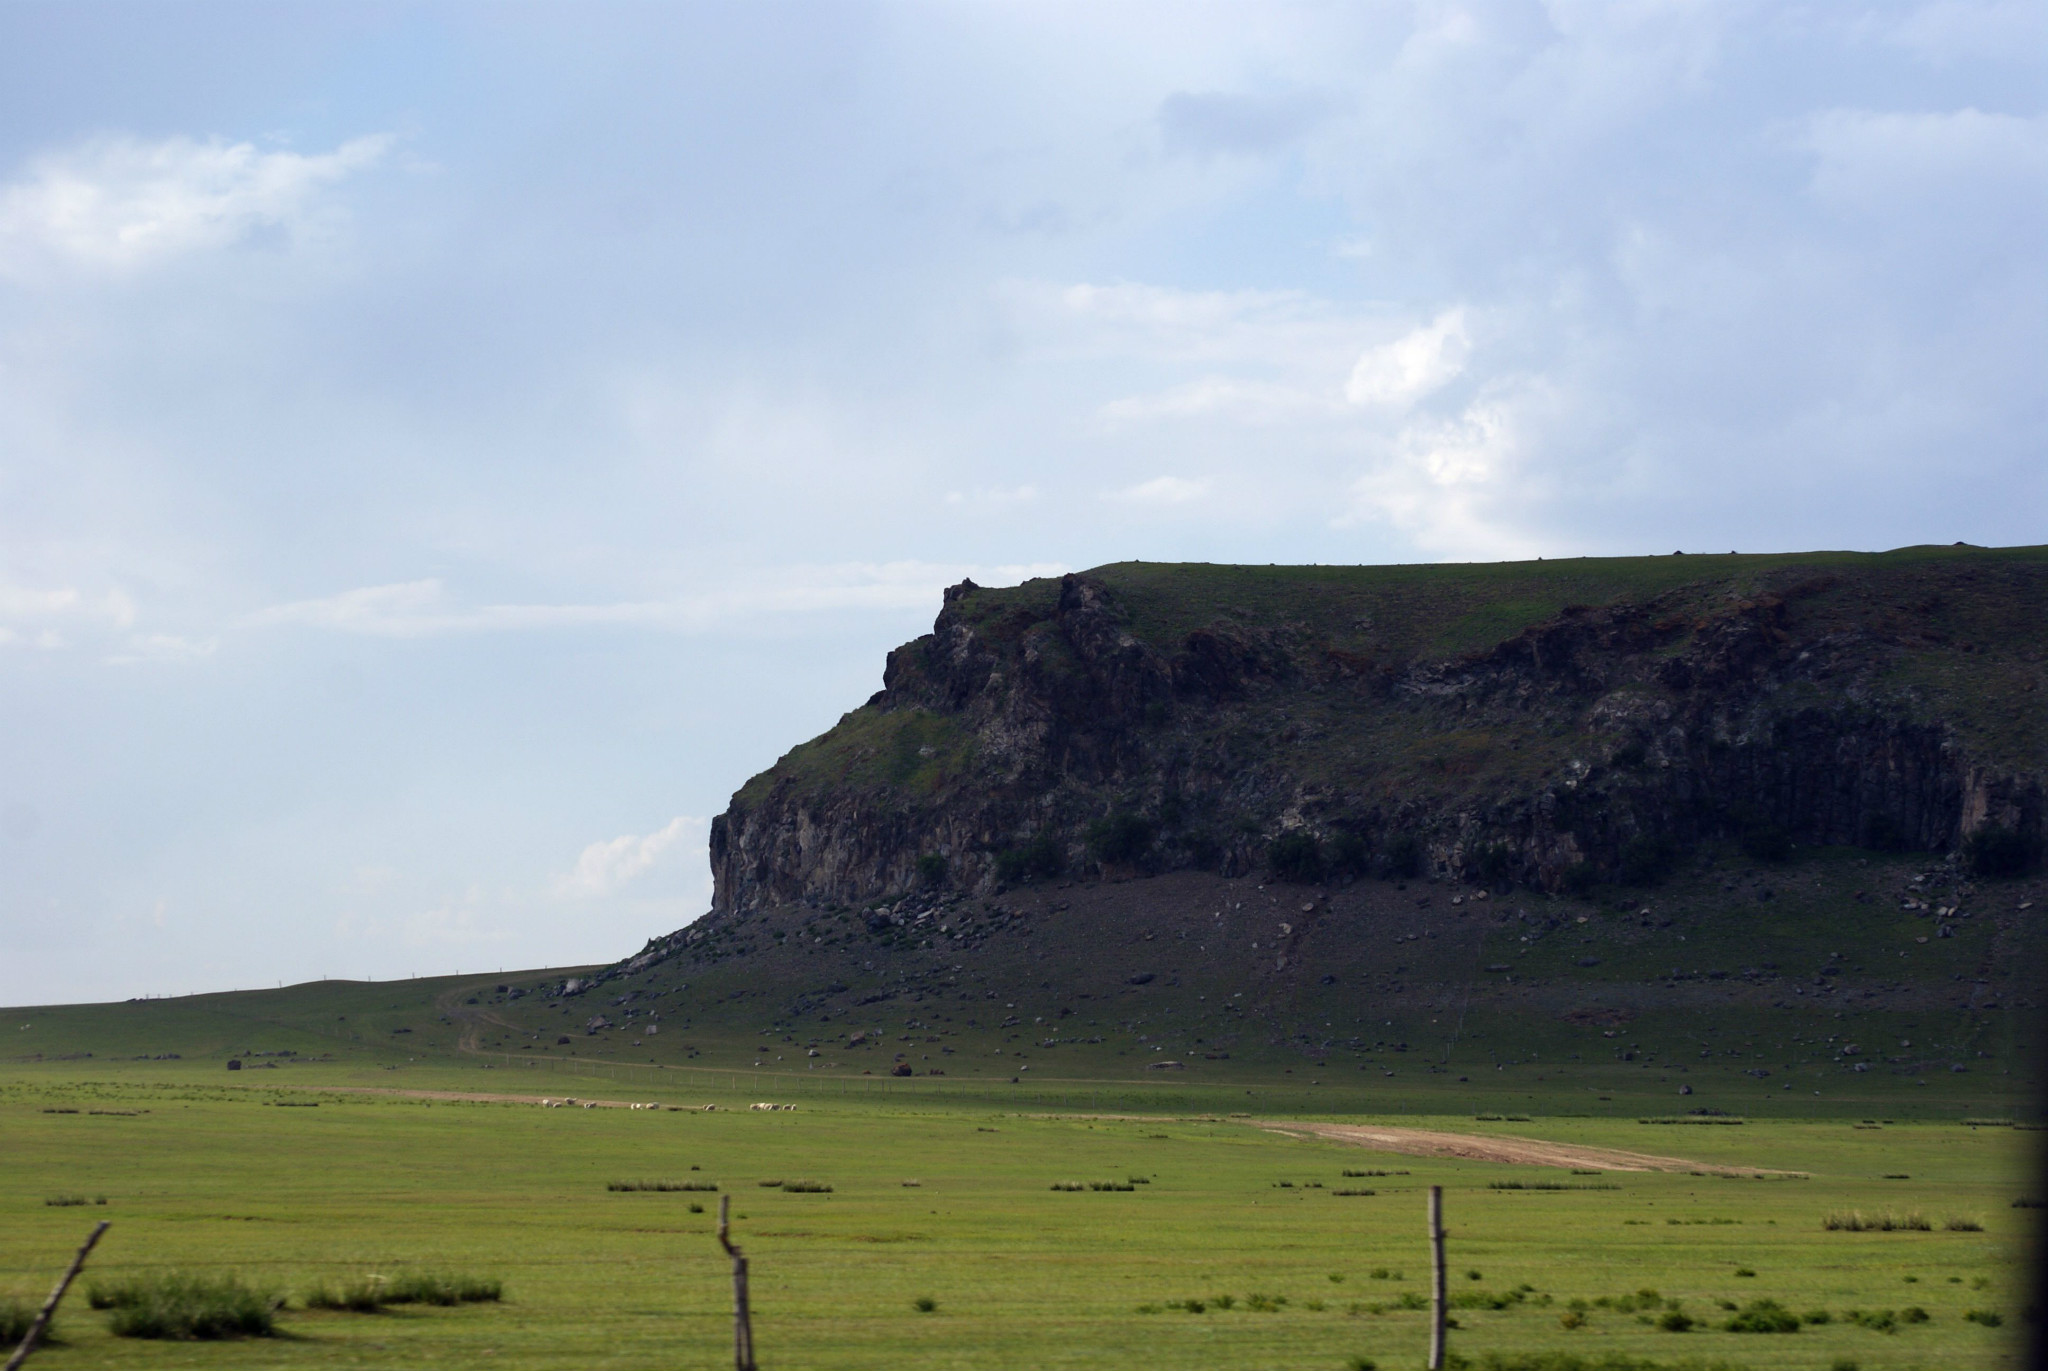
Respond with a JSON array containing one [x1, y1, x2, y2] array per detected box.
[[706, 548, 2047, 917]]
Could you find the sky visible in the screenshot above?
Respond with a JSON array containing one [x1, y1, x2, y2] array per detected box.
[[1, 1, 2041, 1005]]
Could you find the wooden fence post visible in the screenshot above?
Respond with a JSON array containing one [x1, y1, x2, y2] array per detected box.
[[716, 1194, 757, 1371], [1428, 1186, 1446, 1371], [4, 1221, 110, 1371]]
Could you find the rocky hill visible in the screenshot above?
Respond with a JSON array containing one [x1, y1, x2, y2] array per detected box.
[[704, 545, 2045, 918]]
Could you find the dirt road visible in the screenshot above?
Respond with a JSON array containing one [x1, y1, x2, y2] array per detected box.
[[1260, 1121, 1784, 1175], [266, 1084, 690, 1110]]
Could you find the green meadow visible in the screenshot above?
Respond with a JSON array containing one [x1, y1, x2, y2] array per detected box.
[[0, 1056, 2030, 1371]]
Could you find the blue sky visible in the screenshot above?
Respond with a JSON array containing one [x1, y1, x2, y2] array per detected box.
[[2, 1, 2041, 1004]]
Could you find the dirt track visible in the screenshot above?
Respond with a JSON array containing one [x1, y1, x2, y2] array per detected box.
[[268, 1084, 687, 1110], [1260, 1121, 1782, 1175]]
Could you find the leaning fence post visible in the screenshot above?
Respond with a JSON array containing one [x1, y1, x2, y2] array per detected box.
[[1427, 1186, 1446, 1371], [716, 1194, 757, 1371], [4, 1221, 109, 1371]]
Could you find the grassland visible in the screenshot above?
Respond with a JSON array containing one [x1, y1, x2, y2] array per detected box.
[[0, 1045, 2033, 1370]]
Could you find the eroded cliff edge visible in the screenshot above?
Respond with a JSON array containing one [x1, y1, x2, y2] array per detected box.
[[703, 546, 2046, 920]]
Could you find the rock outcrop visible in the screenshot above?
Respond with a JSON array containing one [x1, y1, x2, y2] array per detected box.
[[705, 547, 2047, 918]]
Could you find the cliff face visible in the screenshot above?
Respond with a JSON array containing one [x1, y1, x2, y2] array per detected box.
[[707, 547, 2047, 916]]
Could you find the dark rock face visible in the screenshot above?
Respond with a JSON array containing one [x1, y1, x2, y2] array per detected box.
[[705, 555, 2046, 919]]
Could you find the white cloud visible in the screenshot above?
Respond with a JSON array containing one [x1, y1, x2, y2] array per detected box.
[[1800, 107, 2047, 214], [105, 633, 218, 666], [555, 816, 700, 899], [243, 562, 1070, 638], [1105, 475, 1212, 505], [1871, 2, 2048, 64], [943, 484, 1038, 507], [0, 582, 135, 628], [1337, 384, 1555, 561], [1345, 309, 1470, 408], [1099, 376, 1323, 425], [0, 581, 139, 653], [0, 132, 389, 279], [1158, 90, 1331, 159], [1018, 279, 1477, 428]]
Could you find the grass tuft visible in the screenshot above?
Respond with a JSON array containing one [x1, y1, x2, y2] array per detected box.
[[88, 1272, 277, 1340], [305, 1271, 501, 1312], [1473, 1356, 1746, 1371], [780, 1180, 833, 1193], [1821, 1210, 1931, 1231], [608, 1179, 717, 1192], [1724, 1297, 1800, 1333], [1944, 1215, 1983, 1231], [1, 1296, 48, 1345]]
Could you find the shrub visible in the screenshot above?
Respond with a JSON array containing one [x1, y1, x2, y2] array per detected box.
[[1656, 1308, 1693, 1331], [915, 854, 948, 888], [304, 1276, 387, 1313], [1830, 1360, 1860, 1371], [1087, 812, 1156, 866], [1244, 1293, 1288, 1312], [1383, 834, 1423, 879], [379, 1272, 502, 1307], [1844, 1308, 1897, 1333], [1473, 1359, 1722, 1371], [780, 1180, 832, 1193], [1822, 1210, 1930, 1231], [1617, 834, 1678, 886], [1452, 1287, 1531, 1311], [1724, 1298, 1800, 1333], [1345, 1358, 1377, 1371], [994, 832, 1062, 884], [608, 1179, 717, 1192], [1965, 824, 2039, 877], [1327, 830, 1370, 876], [1945, 1216, 1983, 1231], [1559, 861, 1598, 896], [1, 1296, 46, 1345], [306, 1271, 500, 1311], [1738, 819, 1791, 863], [1268, 832, 1324, 883], [90, 1273, 277, 1340], [912, 1296, 936, 1313], [1474, 843, 1516, 887], [1181, 829, 1223, 869], [1964, 1308, 2002, 1327]]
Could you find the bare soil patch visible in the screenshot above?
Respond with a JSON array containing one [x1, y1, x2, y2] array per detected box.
[[1260, 1121, 1780, 1175]]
